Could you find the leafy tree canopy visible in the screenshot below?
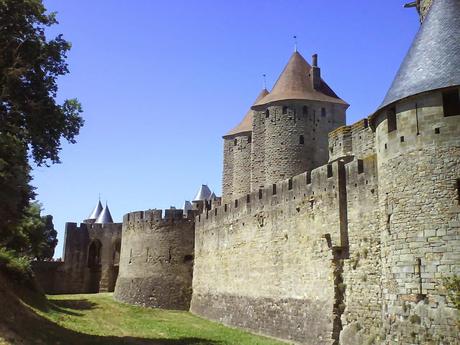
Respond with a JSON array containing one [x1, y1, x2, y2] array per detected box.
[[0, 0, 82, 257], [0, 0, 84, 166]]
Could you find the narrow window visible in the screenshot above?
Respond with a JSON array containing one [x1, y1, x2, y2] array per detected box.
[[306, 171, 312, 184], [248, 135, 252, 143], [224, 204, 228, 212], [234, 199, 238, 208], [234, 138, 237, 146], [400, 136, 405, 142], [272, 184, 277, 195], [435, 127, 440, 134], [288, 179, 293, 190], [258, 189, 263, 199], [265, 109, 270, 118], [363, 118, 369, 128], [327, 164, 333, 178], [299, 135, 304, 144], [387, 107, 397, 132], [282, 106, 288, 114], [321, 108, 326, 117], [303, 106, 308, 116], [443, 89, 460, 117], [457, 179, 460, 204], [246, 194, 250, 203], [214, 208, 217, 216], [357, 159, 364, 174]]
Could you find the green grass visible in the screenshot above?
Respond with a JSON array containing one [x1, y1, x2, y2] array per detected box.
[[21, 293, 287, 345]]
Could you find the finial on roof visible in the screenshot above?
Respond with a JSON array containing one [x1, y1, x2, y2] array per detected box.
[[293, 35, 298, 52], [262, 74, 267, 89]]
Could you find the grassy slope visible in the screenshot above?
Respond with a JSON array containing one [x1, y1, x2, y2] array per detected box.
[[0, 274, 287, 345]]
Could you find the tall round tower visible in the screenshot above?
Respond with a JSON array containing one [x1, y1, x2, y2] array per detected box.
[[222, 88, 269, 203], [250, 52, 348, 190], [371, 0, 460, 343]]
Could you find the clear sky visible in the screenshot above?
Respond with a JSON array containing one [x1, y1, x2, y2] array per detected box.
[[35, 0, 420, 258]]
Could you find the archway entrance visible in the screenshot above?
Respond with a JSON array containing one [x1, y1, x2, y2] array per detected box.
[[87, 240, 102, 293]]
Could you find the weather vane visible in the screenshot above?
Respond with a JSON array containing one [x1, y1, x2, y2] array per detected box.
[[293, 35, 298, 52]]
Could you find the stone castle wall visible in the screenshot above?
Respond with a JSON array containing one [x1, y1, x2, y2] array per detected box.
[[114, 209, 195, 310], [192, 163, 343, 344], [33, 222, 122, 294], [373, 89, 460, 345], [192, 87, 460, 345], [251, 101, 346, 192], [223, 133, 252, 201], [328, 119, 375, 163]]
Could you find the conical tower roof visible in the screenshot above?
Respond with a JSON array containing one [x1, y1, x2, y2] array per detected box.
[[87, 200, 103, 220], [377, 0, 460, 111], [193, 184, 212, 201], [224, 88, 269, 138], [253, 51, 347, 107], [95, 203, 114, 224]]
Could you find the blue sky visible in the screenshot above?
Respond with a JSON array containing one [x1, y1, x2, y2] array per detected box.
[[36, 0, 420, 258]]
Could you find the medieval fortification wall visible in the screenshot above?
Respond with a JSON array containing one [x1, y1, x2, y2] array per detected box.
[[114, 209, 195, 310], [33, 222, 122, 294], [192, 86, 460, 344]]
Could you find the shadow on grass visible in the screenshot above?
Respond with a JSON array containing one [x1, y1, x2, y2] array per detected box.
[[0, 279, 223, 345]]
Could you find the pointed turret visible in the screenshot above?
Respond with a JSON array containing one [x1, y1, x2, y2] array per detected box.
[[377, 0, 460, 112], [87, 200, 103, 221], [95, 203, 114, 224], [193, 184, 212, 202], [253, 51, 347, 108], [224, 88, 269, 138]]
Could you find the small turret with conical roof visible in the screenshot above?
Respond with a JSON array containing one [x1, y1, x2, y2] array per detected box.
[[250, 50, 348, 190], [222, 88, 269, 203], [95, 203, 114, 224], [84, 199, 103, 224]]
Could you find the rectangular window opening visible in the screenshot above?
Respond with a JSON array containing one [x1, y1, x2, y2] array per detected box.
[[327, 164, 333, 178], [299, 135, 304, 145], [288, 178, 293, 190], [443, 89, 460, 117], [234, 199, 238, 208], [306, 171, 312, 184], [246, 194, 250, 203], [357, 159, 364, 174], [387, 107, 397, 132], [457, 179, 460, 204], [258, 189, 263, 199], [272, 184, 277, 195]]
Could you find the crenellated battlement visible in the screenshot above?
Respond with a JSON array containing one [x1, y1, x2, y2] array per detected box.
[[197, 157, 377, 232], [124, 208, 195, 223], [328, 118, 375, 162]]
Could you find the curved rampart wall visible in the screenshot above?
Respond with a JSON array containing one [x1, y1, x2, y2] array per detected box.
[[114, 209, 195, 310], [374, 88, 460, 345]]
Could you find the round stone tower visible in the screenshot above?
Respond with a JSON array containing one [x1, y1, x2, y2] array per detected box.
[[114, 209, 195, 310], [371, 0, 460, 343], [222, 88, 269, 203], [250, 52, 348, 190]]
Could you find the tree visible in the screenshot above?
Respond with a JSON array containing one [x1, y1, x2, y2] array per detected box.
[[0, 0, 83, 237], [5, 202, 58, 260]]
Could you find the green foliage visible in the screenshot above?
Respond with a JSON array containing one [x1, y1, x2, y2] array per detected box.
[[2, 202, 58, 261], [442, 275, 460, 311], [0, 247, 31, 281], [0, 0, 82, 253], [0, 132, 34, 241], [0, 0, 84, 166]]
